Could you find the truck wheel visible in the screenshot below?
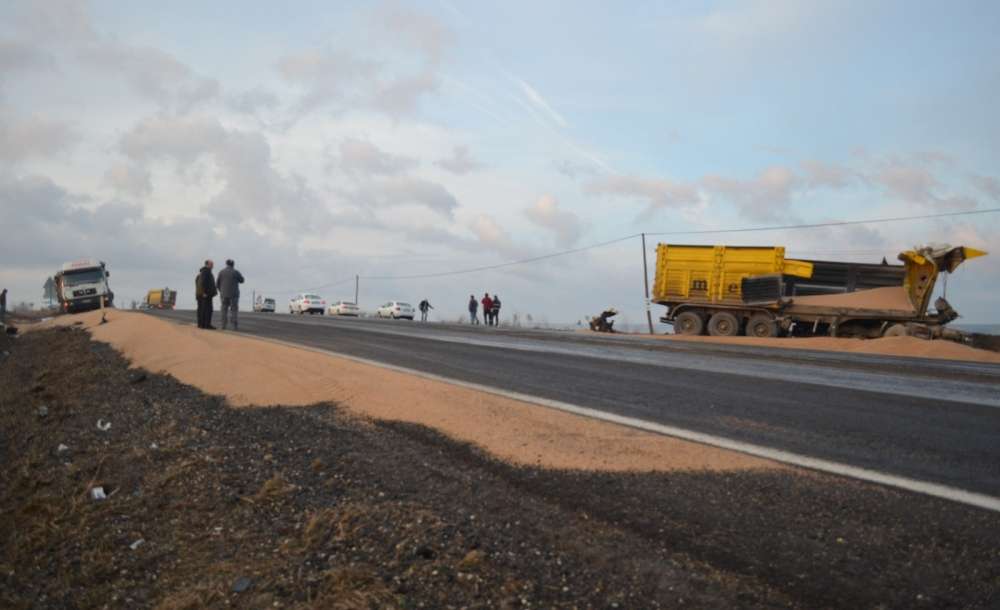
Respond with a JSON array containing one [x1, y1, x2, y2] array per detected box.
[[883, 324, 909, 338], [747, 314, 778, 338], [674, 311, 704, 335], [708, 312, 741, 337]]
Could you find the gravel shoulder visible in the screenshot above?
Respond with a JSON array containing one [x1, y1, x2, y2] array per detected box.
[[2, 326, 999, 608]]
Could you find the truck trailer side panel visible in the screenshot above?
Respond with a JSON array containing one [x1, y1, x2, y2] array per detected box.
[[653, 244, 812, 305]]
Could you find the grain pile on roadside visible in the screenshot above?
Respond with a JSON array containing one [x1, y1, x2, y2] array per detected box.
[[34, 310, 778, 473], [654, 332, 1000, 363]]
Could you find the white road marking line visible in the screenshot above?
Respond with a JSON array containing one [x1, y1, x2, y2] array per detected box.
[[232, 332, 1000, 513]]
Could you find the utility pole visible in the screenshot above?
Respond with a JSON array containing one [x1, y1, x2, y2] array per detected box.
[[641, 233, 654, 335], [354, 275, 359, 305]]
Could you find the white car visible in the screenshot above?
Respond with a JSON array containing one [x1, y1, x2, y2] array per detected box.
[[328, 301, 360, 316], [289, 293, 326, 315], [375, 301, 415, 320]]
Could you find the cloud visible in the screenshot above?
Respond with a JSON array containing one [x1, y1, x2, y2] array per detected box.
[[276, 7, 451, 121], [585, 174, 701, 218], [800, 159, 854, 189], [351, 176, 459, 217], [120, 114, 225, 164], [5, 2, 218, 111], [0, 38, 54, 73], [374, 3, 454, 65], [276, 49, 378, 117], [371, 71, 441, 117], [119, 114, 332, 232], [103, 162, 152, 198], [227, 87, 281, 115], [701, 166, 799, 221], [470, 213, 516, 255], [869, 159, 978, 210], [336, 137, 419, 177], [435, 145, 483, 175], [0, 113, 79, 162], [78, 42, 219, 110], [968, 174, 1000, 202], [524, 195, 583, 247]]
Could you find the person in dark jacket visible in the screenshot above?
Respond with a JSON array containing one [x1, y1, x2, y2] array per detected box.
[[418, 299, 433, 322], [195, 260, 217, 329], [490, 294, 501, 326], [468, 295, 479, 324], [0, 288, 7, 325], [216, 259, 245, 330]]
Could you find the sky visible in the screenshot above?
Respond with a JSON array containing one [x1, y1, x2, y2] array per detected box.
[[1, 0, 998, 325]]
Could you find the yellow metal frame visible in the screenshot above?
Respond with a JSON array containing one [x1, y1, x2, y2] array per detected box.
[[898, 246, 988, 315]]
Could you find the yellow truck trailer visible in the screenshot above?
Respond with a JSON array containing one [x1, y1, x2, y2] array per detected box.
[[145, 288, 177, 310], [653, 244, 986, 338]]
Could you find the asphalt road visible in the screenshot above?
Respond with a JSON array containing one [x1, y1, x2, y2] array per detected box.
[[149, 309, 1000, 498]]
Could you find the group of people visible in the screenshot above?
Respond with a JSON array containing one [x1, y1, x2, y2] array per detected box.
[[468, 292, 501, 326], [195, 259, 245, 330]]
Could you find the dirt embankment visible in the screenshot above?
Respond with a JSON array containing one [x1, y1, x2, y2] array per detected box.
[[3, 326, 999, 608], [34, 310, 775, 473]]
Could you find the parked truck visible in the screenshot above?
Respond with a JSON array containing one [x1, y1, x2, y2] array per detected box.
[[654, 244, 986, 339], [54, 259, 114, 313], [144, 288, 177, 309]]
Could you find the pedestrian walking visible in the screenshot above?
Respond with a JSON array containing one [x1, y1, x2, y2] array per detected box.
[[468, 294, 479, 324], [195, 259, 217, 329], [481, 293, 493, 326], [490, 294, 501, 326], [418, 299, 433, 322], [0, 288, 7, 325], [216, 259, 245, 330]]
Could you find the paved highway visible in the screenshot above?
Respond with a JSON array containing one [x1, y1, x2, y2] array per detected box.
[[149, 309, 1000, 499]]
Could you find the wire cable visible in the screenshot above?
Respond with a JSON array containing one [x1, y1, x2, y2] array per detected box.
[[360, 233, 640, 280], [645, 207, 1000, 236]]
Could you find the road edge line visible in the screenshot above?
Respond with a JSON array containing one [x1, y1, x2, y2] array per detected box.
[[230, 332, 999, 513]]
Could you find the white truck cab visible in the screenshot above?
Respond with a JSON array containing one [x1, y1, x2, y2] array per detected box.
[[55, 259, 114, 313]]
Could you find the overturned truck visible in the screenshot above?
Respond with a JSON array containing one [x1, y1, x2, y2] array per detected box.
[[654, 244, 987, 340]]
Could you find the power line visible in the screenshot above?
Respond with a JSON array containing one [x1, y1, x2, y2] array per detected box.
[[645, 207, 1000, 236], [360, 233, 640, 280], [259, 206, 998, 293]]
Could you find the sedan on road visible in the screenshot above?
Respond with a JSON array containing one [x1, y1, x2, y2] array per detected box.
[[289, 293, 326, 315], [328, 301, 360, 316], [375, 301, 415, 320]]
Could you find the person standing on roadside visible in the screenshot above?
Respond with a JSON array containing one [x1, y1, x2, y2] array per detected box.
[[418, 298, 433, 322], [0, 288, 7, 325], [195, 259, 217, 329], [216, 259, 245, 331], [481, 292, 493, 326], [468, 294, 479, 324], [490, 294, 501, 327]]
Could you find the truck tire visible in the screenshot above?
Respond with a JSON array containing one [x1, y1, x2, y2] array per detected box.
[[674, 311, 704, 336], [747, 313, 778, 338], [708, 311, 740, 337]]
